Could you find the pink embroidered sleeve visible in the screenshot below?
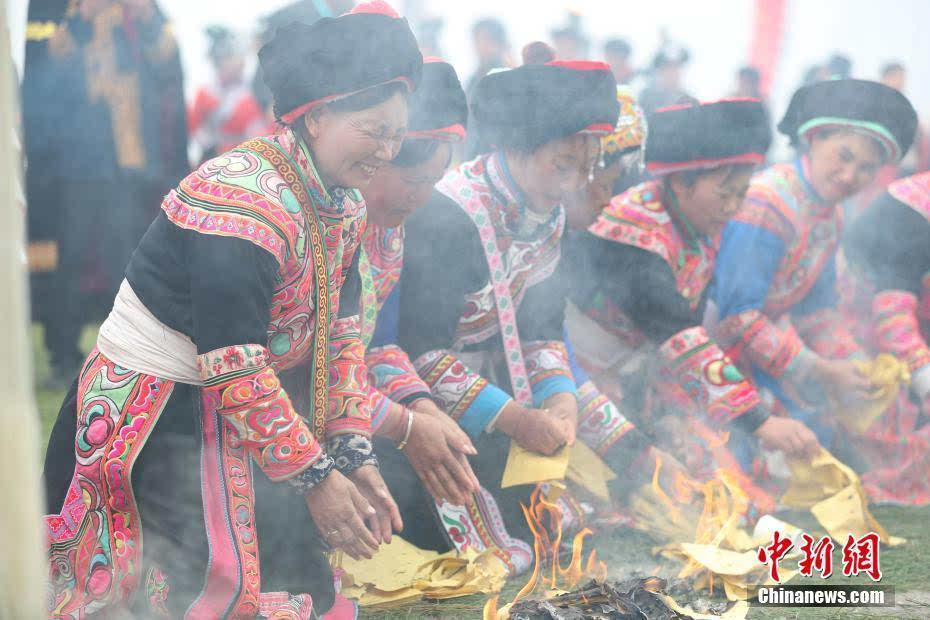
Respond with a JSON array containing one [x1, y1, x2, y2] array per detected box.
[[658, 326, 765, 429], [366, 344, 432, 404], [716, 309, 805, 379], [873, 291, 930, 397], [327, 316, 373, 438], [793, 307, 861, 360], [365, 344, 431, 436], [198, 344, 324, 482]]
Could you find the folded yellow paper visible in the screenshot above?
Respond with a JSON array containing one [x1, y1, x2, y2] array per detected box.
[[565, 440, 617, 501], [835, 354, 909, 435], [781, 448, 856, 509], [501, 442, 570, 488], [782, 448, 903, 546]]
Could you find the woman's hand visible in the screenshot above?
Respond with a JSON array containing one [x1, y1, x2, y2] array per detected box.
[[754, 416, 820, 459], [494, 402, 572, 456], [813, 358, 871, 404], [304, 469, 379, 560], [402, 409, 480, 506], [542, 393, 579, 446], [349, 465, 403, 544]]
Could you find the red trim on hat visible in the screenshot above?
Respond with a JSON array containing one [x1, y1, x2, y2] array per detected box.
[[349, 0, 400, 17], [646, 152, 765, 174], [405, 123, 466, 143], [423, 56, 446, 64], [656, 96, 763, 114], [279, 76, 414, 125], [545, 60, 611, 72]]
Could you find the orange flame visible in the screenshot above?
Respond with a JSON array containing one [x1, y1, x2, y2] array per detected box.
[[482, 595, 499, 620], [512, 485, 608, 605]]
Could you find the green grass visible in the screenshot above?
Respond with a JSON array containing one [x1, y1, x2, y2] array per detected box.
[[32, 326, 930, 619]]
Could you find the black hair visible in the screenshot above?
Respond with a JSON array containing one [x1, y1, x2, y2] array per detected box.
[[881, 61, 905, 78], [392, 138, 450, 168], [472, 18, 507, 45], [604, 38, 631, 59], [522, 41, 556, 65], [323, 81, 409, 115]]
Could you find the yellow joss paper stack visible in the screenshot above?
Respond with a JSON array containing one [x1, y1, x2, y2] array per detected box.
[[338, 537, 509, 609]]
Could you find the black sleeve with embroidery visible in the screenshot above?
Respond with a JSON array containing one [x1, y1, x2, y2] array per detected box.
[[592, 234, 704, 343]]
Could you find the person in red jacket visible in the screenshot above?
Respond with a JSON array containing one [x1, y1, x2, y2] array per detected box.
[[188, 26, 271, 164]]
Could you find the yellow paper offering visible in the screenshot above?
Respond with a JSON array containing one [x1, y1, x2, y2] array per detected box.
[[835, 354, 909, 435], [782, 448, 903, 546], [565, 440, 617, 501], [500, 442, 570, 488], [339, 536, 509, 608], [501, 440, 617, 501], [781, 449, 856, 509]]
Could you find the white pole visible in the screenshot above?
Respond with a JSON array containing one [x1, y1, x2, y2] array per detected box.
[[0, 0, 47, 616]]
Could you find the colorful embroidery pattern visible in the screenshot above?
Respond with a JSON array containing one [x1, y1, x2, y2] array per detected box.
[[243, 136, 336, 441], [888, 171, 930, 223], [200, 346, 323, 482], [737, 160, 842, 318], [435, 487, 533, 576], [873, 291, 930, 373], [523, 341, 573, 388], [794, 307, 860, 359], [659, 326, 760, 426], [328, 316, 375, 438], [193, 386, 263, 617], [257, 591, 314, 619], [366, 344, 431, 404], [717, 309, 805, 379], [45, 350, 175, 619], [575, 380, 635, 457], [589, 181, 716, 311], [358, 223, 404, 347], [144, 567, 170, 617], [438, 155, 564, 359], [415, 350, 490, 421]]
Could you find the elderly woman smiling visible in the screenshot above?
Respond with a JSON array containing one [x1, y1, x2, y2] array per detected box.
[[41, 3, 422, 618]]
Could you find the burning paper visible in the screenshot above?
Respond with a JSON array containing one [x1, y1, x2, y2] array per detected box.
[[488, 578, 747, 620]]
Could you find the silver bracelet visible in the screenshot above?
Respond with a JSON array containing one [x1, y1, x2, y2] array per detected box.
[[396, 410, 414, 451]]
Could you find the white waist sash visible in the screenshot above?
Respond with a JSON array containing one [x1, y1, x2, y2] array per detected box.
[[97, 279, 203, 385]]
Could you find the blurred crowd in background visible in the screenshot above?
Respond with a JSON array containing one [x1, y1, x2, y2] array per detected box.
[[16, 0, 930, 385]]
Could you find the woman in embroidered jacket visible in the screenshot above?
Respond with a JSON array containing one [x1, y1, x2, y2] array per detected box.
[[844, 171, 930, 504], [561, 98, 819, 498], [341, 58, 483, 508], [41, 5, 422, 618], [711, 80, 918, 460], [372, 61, 618, 574]]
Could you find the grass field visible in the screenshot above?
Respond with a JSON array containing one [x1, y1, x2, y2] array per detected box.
[[32, 326, 930, 619]]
